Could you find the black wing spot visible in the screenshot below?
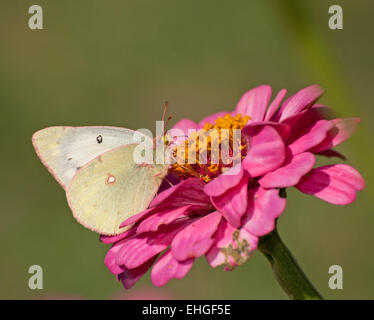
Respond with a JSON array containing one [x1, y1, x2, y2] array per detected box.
[[68, 157, 72, 161], [76, 166, 81, 170], [96, 135, 103, 144]]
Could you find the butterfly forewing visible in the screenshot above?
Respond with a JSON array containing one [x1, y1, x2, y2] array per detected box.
[[32, 126, 137, 189]]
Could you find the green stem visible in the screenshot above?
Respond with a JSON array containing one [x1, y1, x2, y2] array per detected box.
[[259, 229, 323, 300]]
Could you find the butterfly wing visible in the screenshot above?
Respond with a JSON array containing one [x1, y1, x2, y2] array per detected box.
[[66, 144, 168, 235], [32, 126, 139, 189]]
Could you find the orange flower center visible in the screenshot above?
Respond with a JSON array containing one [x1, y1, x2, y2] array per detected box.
[[170, 113, 250, 182]]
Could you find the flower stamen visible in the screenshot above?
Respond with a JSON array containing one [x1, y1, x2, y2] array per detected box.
[[171, 113, 250, 182]]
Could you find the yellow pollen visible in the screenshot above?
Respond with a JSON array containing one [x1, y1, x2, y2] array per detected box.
[[171, 113, 250, 182]]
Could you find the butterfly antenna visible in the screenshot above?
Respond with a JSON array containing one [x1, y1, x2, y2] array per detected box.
[[165, 115, 172, 128], [162, 101, 168, 123], [162, 101, 173, 138]]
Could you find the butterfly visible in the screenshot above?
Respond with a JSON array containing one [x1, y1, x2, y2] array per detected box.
[[32, 126, 169, 235]]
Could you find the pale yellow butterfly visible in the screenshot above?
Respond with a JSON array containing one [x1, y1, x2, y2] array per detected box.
[[32, 126, 169, 235]]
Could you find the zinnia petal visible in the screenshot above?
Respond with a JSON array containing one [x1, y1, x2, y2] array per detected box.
[[279, 85, 324, 122], [205, 221, 236, 267], [259, 152, 315, 188], [210, 175, 249, 228], [206, 220, 258, 268], [296, 164, 365, 205], [311, 118, 361, 153], [100, 228, 135, 244], [105, 240, 127, 275], [234, 85, 272, 121], [150, 178, 209, 208], [242, 125, 286, 177], [120, 207, 158, 229], [264, 88, 287, 121], [136, 205, 192, 234], [282, 105, 329, 135], [117, 221, 190, 269], [171, 211, 222, 261], [244, 121, 291, 141], [172, 119, 198, 137], [120, 179, 209, 229], [243, 187, 286, 237], [204, 164, 245, 197], [119, 256, 158, 289], [288, 120, 334, 155], [151, 250, 194, 287], [198, 112, 231, 127]]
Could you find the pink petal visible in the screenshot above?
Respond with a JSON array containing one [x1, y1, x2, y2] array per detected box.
[[282, 105, 329, 133], [259, 152, 315, 188], [274, 92, 295, 121], [296, 164, 365, 205], [243, 187, 287, 237], [206, 247, 225, 268], [100, 228, 135, 244], [288, 120, 334, 155], [172, 119, 198, 136], [242, 125, 286, 177], [210, 175, 249, 228], [136, 205, 192, 234], [204, 164, 245, 197], [234, 85, 272, 121], [120, 207, 158, 229], [211, 220, 236, 247], [279, 85, 324, 122], [206, 221, 258, 268], [119, 256, 158, 289], [240, 229, 259, 252], [120, 179, 209, 229], [151, 250, 194, 287], [312, 118, 361, 153], [264, 88, 287, 121], [116, 236, 167, 270], [198, 112, 231, 128], [150, 178, 209, 208], [117, 221, 191, 269], [105, 241, 127, 275], [171, 211, 222, 261], [330, 118, 360, 145], [205, 221, 236, 268], [244, 121, 291, 141]]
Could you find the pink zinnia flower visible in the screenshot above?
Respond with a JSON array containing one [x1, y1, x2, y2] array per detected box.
[[103, 84, 364, 289]]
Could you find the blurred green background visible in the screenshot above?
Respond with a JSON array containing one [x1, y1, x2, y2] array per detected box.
[[0, 0, 373, 299]]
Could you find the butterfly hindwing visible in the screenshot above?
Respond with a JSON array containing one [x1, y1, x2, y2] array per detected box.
[[66, 144, 168, 235]]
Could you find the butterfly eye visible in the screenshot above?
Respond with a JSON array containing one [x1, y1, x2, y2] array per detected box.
[[96, 135, 103, 144]]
